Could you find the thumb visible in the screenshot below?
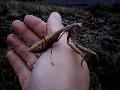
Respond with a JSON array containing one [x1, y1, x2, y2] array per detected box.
[[47, 12, 64, 33], [47, 12, 68, 45]]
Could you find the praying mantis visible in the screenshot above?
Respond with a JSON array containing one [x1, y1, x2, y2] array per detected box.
[[28, 23, 99, 64]]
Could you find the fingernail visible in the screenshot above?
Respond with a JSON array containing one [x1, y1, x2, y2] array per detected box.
[[7, 34, 15, 41], [12, 20, 21, 27], [52, 12, 62, 22], [50, 12, 62, 22], [53, 12, 60, 18]]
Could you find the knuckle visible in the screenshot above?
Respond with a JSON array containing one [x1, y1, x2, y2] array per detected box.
[[21, 28, 28, 37], [14, 43, 22, 51]]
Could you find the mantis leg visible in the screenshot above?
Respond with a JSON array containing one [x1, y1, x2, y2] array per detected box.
[[67, 32, 99, 63], [67, 32, 85, 56]]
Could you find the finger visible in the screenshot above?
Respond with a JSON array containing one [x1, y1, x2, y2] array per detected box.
[[24, 15, 47, 38], [7, 34, 37, 69], [7, 50, 30, 90], [12, 20, 40, 45], [47, 12, 64, 33], [47, 12, 67, 44]]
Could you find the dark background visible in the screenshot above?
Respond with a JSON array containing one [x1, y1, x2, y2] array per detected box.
[[0, 0, 120, 90], [45, 0, 120, 5]]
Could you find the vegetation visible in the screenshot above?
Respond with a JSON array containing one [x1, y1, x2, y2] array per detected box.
[[87, 3, 120, 17]]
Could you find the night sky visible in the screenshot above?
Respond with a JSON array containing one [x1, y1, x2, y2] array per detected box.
[[45, 0, 119, 5]]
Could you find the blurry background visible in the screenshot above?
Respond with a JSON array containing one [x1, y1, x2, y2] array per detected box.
[[0, 0, 120, 90], [45, 0, 120, 5]]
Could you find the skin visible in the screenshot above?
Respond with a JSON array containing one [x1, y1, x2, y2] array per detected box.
[[7, 12, 90, 90]]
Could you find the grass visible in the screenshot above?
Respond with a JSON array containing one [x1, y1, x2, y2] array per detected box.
[[0, 49, 21, 90]]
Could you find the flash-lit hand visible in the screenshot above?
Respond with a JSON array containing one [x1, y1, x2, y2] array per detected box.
[[7, 12, 90, 90]]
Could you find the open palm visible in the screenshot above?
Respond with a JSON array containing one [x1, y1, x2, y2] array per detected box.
[[7, 12, 90, 90]]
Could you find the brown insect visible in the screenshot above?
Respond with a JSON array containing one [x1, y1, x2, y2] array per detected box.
[[28, 23, 98, 64]]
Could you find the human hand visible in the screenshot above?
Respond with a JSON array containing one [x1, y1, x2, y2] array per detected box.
[[7, 12, 90, 90]]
